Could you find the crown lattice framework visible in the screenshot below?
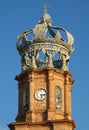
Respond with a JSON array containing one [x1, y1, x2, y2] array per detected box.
[[16, 10, 74, 72]]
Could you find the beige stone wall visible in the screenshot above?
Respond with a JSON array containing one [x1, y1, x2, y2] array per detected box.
[[9, 68, 75, 130]]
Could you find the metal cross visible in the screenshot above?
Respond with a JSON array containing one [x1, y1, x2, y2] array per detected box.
[[43, 4, 49, 14]]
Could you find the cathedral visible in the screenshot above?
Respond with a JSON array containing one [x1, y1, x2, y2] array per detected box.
[[8, 6, 76, 130]]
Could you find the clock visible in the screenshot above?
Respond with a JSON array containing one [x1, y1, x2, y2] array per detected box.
[[35, 88, 47, 101]]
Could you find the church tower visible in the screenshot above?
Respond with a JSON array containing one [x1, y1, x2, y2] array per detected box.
[[8, 6, 76, 130]]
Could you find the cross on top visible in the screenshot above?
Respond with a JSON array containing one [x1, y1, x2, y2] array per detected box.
[[43, 4, 49, 14]]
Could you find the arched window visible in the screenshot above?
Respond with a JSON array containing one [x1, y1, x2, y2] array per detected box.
[[23, 88, 29, 112], [54, 86, 62, 109]]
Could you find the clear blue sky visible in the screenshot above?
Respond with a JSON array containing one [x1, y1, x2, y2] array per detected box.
[[0, 0, 89, 130]]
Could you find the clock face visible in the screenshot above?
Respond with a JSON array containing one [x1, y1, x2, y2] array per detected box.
[[35, 88, 47, 101]]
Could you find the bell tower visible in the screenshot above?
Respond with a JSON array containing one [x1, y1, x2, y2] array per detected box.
[[8, 6, 76, 130]]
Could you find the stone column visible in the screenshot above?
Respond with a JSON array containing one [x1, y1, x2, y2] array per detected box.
[[48, 69, 54, 110], [64, 72, 74, 120], [28, 71, 35, 111]]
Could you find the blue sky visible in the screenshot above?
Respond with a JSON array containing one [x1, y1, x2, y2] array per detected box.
[[0, 0, 89, 130]]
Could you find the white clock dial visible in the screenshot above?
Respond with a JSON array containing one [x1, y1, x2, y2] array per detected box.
[[35, 88, 47, 101]]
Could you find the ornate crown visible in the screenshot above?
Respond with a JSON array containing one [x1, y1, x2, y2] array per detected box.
[[16, 8, 74, 72]]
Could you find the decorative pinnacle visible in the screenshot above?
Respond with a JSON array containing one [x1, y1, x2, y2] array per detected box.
[[43, 4, 49, 14]]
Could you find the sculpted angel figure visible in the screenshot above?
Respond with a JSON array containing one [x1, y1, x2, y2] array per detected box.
[[60, 53, 70, 71], [29, 50, 40, 69], [42, 49, 56, 67], [21, 52, 31, 71]]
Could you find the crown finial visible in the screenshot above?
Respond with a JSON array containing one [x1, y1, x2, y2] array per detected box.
[[43, 4, 49, 14]]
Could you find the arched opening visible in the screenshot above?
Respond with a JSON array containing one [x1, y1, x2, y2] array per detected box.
[[36, 50, 47, 68], [54, 86, 62, 109], [53, 52, 62, 69], [23, 88, 29, 112]]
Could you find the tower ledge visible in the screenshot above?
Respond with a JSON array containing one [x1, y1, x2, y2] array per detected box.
[[8, 119, 76, 129]]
